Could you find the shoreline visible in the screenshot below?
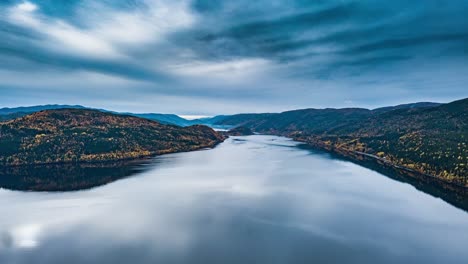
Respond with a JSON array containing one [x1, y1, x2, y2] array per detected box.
[[290, 136, 467, 189], [291, 137, 468, 210], [0, 139, 225, 168], [226, 132, 467, 194]]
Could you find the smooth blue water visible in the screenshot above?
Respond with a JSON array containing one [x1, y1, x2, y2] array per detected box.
[[1, 135, 467, 264]]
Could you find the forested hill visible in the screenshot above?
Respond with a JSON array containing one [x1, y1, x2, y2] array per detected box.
[[222, 98, 468, 186], [0, 109, 224, 166]]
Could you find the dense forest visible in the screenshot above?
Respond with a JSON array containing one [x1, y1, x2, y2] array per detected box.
[[0, 109, 225, 166], [222, 99, 468, 186]]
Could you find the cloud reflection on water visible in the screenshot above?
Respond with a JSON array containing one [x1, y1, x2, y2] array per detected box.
[[0, 136, 467, 264]]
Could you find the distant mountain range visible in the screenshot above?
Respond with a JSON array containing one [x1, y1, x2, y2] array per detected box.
[[0, 104, 86, 115], [0, 105, 195, 126], [0, 109, 224, 166], [0, 101, 444, 127], [206, 102, 444, 128], [0, 105, 228, 127]]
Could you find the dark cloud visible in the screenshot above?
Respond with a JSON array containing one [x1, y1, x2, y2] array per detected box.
[[0, 0, 467, 113], [342, 33, 468, 56], [187, 1, 468, 65], [0, 38, 165, 82]]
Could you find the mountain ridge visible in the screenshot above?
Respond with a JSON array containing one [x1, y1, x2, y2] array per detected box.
[[1, 101, 443, 127], [0, 105, 196, 126], [0, 109, 225, 166]]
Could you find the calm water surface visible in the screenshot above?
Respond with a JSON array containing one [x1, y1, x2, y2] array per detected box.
[[0, 135, 467, 264]]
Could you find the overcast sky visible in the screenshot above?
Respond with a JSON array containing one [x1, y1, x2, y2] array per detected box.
[[0, 0, 467, 115]]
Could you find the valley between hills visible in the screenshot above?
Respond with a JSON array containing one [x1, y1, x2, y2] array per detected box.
[[0, 98, 467, 190]]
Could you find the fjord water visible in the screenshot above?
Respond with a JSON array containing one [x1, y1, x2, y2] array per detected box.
[[0, 136, 467, 264]]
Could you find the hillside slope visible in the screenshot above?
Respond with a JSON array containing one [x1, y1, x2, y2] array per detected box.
[[216, 99, 467, 186], [207, 101, 440, 129], [318, 98, 467, 183], [0, 109, 224, 166], [243, 108, 372, 134]]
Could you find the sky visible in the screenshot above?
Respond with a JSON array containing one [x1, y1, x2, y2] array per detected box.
[[0, 0, 467, 115]]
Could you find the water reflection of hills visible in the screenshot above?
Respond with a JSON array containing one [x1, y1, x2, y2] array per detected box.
[[296, 144, 468, 212], [0, 159, 156, 192]]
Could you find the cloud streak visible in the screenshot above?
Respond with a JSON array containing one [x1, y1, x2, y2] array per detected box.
[[0, 0, 467, 114]]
